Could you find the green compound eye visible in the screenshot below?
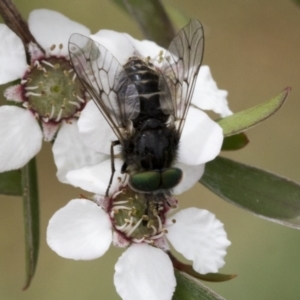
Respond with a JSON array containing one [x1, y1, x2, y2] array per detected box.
[[129, 168, 183, 192], [161, 168, 182, 190], [129, 171, 161, 192]]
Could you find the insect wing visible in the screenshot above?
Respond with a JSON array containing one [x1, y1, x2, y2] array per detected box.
[[68, 33, 140, 143], [159, 20, 204, 136]]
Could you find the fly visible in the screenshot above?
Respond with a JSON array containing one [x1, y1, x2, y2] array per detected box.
[[68, 20, 204, 196]]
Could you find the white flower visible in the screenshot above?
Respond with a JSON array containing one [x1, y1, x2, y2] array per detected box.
[[0, 9, 103, 172], [47, 182, 231, 300], [46, 22, 232, 300]]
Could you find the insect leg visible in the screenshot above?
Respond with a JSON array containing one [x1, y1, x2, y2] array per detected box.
[[106, 140, 121, 197]]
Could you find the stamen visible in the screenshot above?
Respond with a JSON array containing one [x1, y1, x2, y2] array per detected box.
[[146, 239, 155, 245], [76, 95, 85, 103], [68, 101, 81, 108], [150, 225, 157, 235], [122, 217, 134, 233], [149, 232, 165, 240], [115, 222, 130, 231], [122, 174, 129, 186], [113, 190, 126, 199], [142, 215, 149, 221], [25, 86, 39, 90], [50, 44, 56, 51], [156, 214, 163, 232], [113, 200, 129, 205], [55, 108, 63, 122], [126, 216, 144, 237], [158, 50, 164, 63], [49, 104, 55, 119], [113, 205, 131, 211], [21, 79, 27, 84], [41, 60, 55, 68], [132, 237, 145, 243], [25, 92, 42, 97]]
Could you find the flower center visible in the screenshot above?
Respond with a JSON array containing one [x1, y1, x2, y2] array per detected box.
[[110, 186, 168, 243], [22, 57, 86, 122]]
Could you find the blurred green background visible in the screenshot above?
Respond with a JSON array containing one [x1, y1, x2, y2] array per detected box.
[[1, 0, 300, 299]]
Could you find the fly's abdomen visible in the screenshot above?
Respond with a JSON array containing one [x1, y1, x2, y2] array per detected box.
[[123, 57, 168, 126]]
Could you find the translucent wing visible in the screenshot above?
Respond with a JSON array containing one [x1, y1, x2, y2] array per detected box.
[[159, 19, 204, 136], [68, 34, 140, 143]]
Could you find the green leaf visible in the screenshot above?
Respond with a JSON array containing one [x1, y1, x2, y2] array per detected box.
[[22, 158, 39, 290], [173, 271, 225, 300], [112, 0, 175, 47], [0, 169, 22, 195], [221, 133, 249, 151], [200, 156, 300, 229], [218, 88, 290, 136]]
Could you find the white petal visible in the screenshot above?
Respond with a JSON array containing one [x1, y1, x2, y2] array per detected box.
[[66, 158, 124, 195], [28, 9, 90, 56], [166, 208, 231, 274], [78, 101, 120, 155], [114, 243, 176, 300], [0, 24, 27, 84], [91, 30, 135, 65], [0, 106, 42, 172], [178, 107, 223, 165], [47, 199, 112, 260], [173, 163, 204, 195], [53, 120, 107, 183], [192, 66, 233, 118]]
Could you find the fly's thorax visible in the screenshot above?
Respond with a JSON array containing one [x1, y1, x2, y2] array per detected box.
[[127, 120, 179, 171]]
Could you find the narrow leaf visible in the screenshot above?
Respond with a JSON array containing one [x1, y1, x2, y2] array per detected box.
[[22, 158, 39, 290], [173, 271, 225, 300], [0, 169, 22, 195], [221, 133, 249, 151], [218, 88, 290, 136], [200, 156, 300, 229]]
